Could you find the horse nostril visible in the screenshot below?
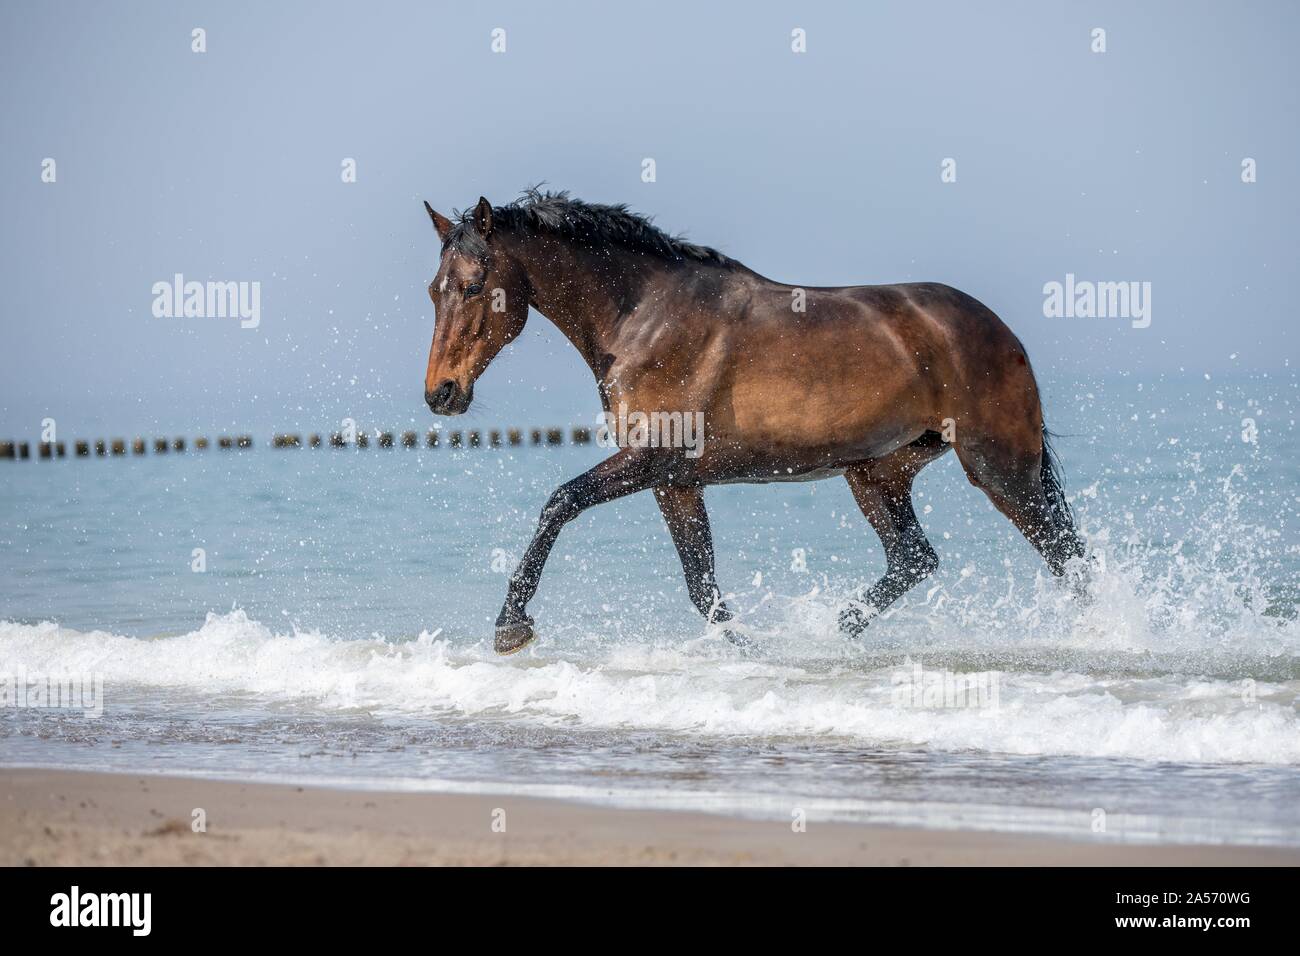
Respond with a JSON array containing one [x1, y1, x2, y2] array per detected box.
[[427, 379, 458, 411]]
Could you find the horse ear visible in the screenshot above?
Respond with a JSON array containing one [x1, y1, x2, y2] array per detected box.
[[424, 201, 453, 242], [473, 196, 494, 238]]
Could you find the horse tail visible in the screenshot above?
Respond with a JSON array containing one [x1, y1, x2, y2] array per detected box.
[[1040, 425, 1084, 559]]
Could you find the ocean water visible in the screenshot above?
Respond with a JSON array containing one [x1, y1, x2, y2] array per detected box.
[[2, 373, 1298, 845]]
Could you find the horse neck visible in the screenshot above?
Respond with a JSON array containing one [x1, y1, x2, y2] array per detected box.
[[503, 231, 674, 373]]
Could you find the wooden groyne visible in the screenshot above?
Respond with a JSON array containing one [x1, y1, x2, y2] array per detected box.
[[1, 427, 596, 460]]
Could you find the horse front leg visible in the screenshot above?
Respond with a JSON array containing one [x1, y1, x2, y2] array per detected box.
[[654, 485, 749, 647], [495, 449, 659, 654]]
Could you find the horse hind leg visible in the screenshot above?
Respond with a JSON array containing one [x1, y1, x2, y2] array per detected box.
[[840, 435, 947, 636], [952, 427, 1086, 578]]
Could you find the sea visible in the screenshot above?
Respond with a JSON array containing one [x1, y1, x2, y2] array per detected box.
[[2, 372, 1297, 845]]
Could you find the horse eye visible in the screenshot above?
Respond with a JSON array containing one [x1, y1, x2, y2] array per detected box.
[[464, 283, 484, 299]]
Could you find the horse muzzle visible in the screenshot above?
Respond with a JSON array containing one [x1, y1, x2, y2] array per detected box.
[[425, 379, 474, 416]]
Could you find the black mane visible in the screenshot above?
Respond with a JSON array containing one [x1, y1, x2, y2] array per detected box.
[[444, 188, 732, 267]]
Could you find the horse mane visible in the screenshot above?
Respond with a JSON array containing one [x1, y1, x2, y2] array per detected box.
[[444, 187, 733, 267]]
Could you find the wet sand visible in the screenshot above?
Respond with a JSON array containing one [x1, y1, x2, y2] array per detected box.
[[3, 768, 1297, 866]]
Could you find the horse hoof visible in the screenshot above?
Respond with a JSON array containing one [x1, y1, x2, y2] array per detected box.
[[838, 605, 871, 638], [495, 618, 536, 655], [722, 628, 752, 649]]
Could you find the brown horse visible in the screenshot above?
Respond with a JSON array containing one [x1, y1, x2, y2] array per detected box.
[[422, 190, 1086, 654]]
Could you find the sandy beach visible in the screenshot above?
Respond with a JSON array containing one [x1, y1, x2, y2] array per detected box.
[[2, 768, 1296, 866]]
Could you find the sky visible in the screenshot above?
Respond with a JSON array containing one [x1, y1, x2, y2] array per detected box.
[[1, 0, 1296, 438]]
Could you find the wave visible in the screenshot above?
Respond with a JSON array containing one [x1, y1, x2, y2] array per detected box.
[[2, 605, 1297, 766]]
